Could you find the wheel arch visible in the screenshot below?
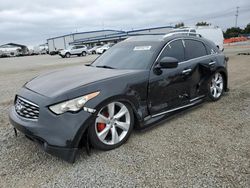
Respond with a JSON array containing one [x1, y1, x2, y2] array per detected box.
[[76, 95, 143, 148], [217, 68, 228, 91]]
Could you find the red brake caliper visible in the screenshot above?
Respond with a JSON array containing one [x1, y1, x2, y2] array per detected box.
[[97, 112, 109, 132]]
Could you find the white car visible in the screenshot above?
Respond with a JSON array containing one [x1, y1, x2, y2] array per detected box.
[[96, 44, 114, 54], [170, 26, 224, 51], [0, 47, 21, 57], [87, 46, 101, 54], [59, 45, 88, 58]]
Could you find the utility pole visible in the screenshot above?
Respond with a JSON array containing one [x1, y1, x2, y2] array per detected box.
[[235, 6, 239, 27]]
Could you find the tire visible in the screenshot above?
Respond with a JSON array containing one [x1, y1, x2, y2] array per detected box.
[[65, 53, 70, 58], [102, 50, 106, 53], [92, 51, 96, 54], [82, 51, 87, 56], [207, 72, 224, 101], [88, 101, 134, 150]]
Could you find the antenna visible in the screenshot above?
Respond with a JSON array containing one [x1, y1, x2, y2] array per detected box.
[[235, 6, 239, 27]]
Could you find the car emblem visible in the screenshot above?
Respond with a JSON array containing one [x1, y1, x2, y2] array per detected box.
[[16, 103, 24, 111]]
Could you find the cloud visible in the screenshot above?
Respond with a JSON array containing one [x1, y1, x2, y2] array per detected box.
[[0, 0, 249, 45]]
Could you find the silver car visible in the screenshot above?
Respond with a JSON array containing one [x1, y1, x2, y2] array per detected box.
[[59, 45, 88, 58]]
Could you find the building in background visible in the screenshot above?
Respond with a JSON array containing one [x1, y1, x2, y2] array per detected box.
[[47, 26, 173, 53]]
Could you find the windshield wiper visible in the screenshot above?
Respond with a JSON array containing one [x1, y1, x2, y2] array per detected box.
[[85, 64, 93, 67], [96, 65, 115, 69]]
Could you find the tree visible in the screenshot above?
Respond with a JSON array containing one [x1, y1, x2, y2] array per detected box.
[[196, 22, 210, 26], [175, 22, 184, 28], [224, 27, 243, 38], [243, 23, 250, 34]]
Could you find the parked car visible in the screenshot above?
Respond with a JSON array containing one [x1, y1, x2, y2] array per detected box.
[[170, 26, 224, 51], [9, 34, 228, 162], [59, 45, 88, 58], [0, 47, 22, 57], [96, 43, 114, 54], [88, 46, 100, 54]]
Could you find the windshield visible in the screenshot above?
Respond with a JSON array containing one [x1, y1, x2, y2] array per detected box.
[[67, 46, 73, 50], [92, 42, 159, 70]]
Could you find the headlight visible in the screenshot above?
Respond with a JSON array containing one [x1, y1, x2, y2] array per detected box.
[[49, 91, 100, 114]]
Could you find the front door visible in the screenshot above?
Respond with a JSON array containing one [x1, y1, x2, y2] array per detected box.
[[148, 39, 190, 115]]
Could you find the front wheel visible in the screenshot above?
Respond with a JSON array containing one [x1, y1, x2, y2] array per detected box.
[[89, 101, 134, 150], [65, 53, 70, 58], [208, 72, 224, 101]]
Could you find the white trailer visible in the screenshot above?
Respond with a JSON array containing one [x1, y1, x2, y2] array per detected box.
[[170, 26, 224, 51]]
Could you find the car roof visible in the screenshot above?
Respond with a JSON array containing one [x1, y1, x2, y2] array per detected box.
[[125, 34, 207, 43]]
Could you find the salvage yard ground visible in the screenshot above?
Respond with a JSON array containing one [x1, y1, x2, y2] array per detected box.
[[0, 46, 250, 187]]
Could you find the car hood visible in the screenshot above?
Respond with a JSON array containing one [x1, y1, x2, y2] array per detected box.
[[25, 65, 141, 98], [60, 49, 68, 53]]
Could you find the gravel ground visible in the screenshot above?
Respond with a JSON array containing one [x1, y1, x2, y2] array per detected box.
[[0, 50, 250, 187]]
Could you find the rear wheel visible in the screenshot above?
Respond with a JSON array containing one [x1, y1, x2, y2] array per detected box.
[[208, 72, 224, 101], [89, 101, 134, 150]]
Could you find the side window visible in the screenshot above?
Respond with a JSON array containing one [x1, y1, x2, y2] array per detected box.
[[205, 44, 218, 55], [184, 40, 207, 60], [160, 40, 185, 62]]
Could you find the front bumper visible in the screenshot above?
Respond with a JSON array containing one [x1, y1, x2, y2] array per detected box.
[[58, 53, 65, 57], [9, 88, 94, 162]]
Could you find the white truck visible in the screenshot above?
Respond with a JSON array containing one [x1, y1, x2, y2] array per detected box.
[[170, 26, 224, 51]]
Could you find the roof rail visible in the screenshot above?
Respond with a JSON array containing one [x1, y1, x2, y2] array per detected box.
[[163, 32, 202, 38]]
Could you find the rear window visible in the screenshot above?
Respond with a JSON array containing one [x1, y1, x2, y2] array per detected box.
[[205, 43, 219, 54], [184, 39, 207, 60]]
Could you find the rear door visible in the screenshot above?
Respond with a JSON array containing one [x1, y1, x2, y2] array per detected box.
[[75, 46, 83, 54], [183, 39, 212, 98], [70, 46, 78, 55]]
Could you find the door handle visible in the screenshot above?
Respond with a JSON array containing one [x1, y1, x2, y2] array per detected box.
[[182, 68, 192, 74], [209, 61, 216, 66]]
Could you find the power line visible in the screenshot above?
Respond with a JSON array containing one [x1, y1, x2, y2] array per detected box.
[[172, 6, 250, 26]]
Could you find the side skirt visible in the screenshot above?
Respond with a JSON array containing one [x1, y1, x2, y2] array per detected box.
[[140, 95, 205, 130]]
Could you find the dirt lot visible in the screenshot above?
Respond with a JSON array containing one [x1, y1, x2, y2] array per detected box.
[[0, 49, 250, 187]]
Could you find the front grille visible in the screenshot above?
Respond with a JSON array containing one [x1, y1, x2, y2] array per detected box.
[[15, 96, 39, 120]]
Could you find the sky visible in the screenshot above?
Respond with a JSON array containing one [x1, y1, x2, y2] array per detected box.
[[0, 0, 249, 46]]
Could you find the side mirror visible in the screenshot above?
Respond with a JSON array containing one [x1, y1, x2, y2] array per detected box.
[[158, 57, 178, 69]]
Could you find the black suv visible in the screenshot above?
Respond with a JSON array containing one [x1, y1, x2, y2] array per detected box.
[[9, 34, 228, 162]]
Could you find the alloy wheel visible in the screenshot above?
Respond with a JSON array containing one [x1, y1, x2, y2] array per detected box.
[[95, 102, 131, 145], [210, 72, 224, 99]]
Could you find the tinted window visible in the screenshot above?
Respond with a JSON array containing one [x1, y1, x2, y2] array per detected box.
[[205, 44, 219, 55], [159, 40, 185, 62], [76, 46, 85, 49], [184, 40, 207, 60]]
